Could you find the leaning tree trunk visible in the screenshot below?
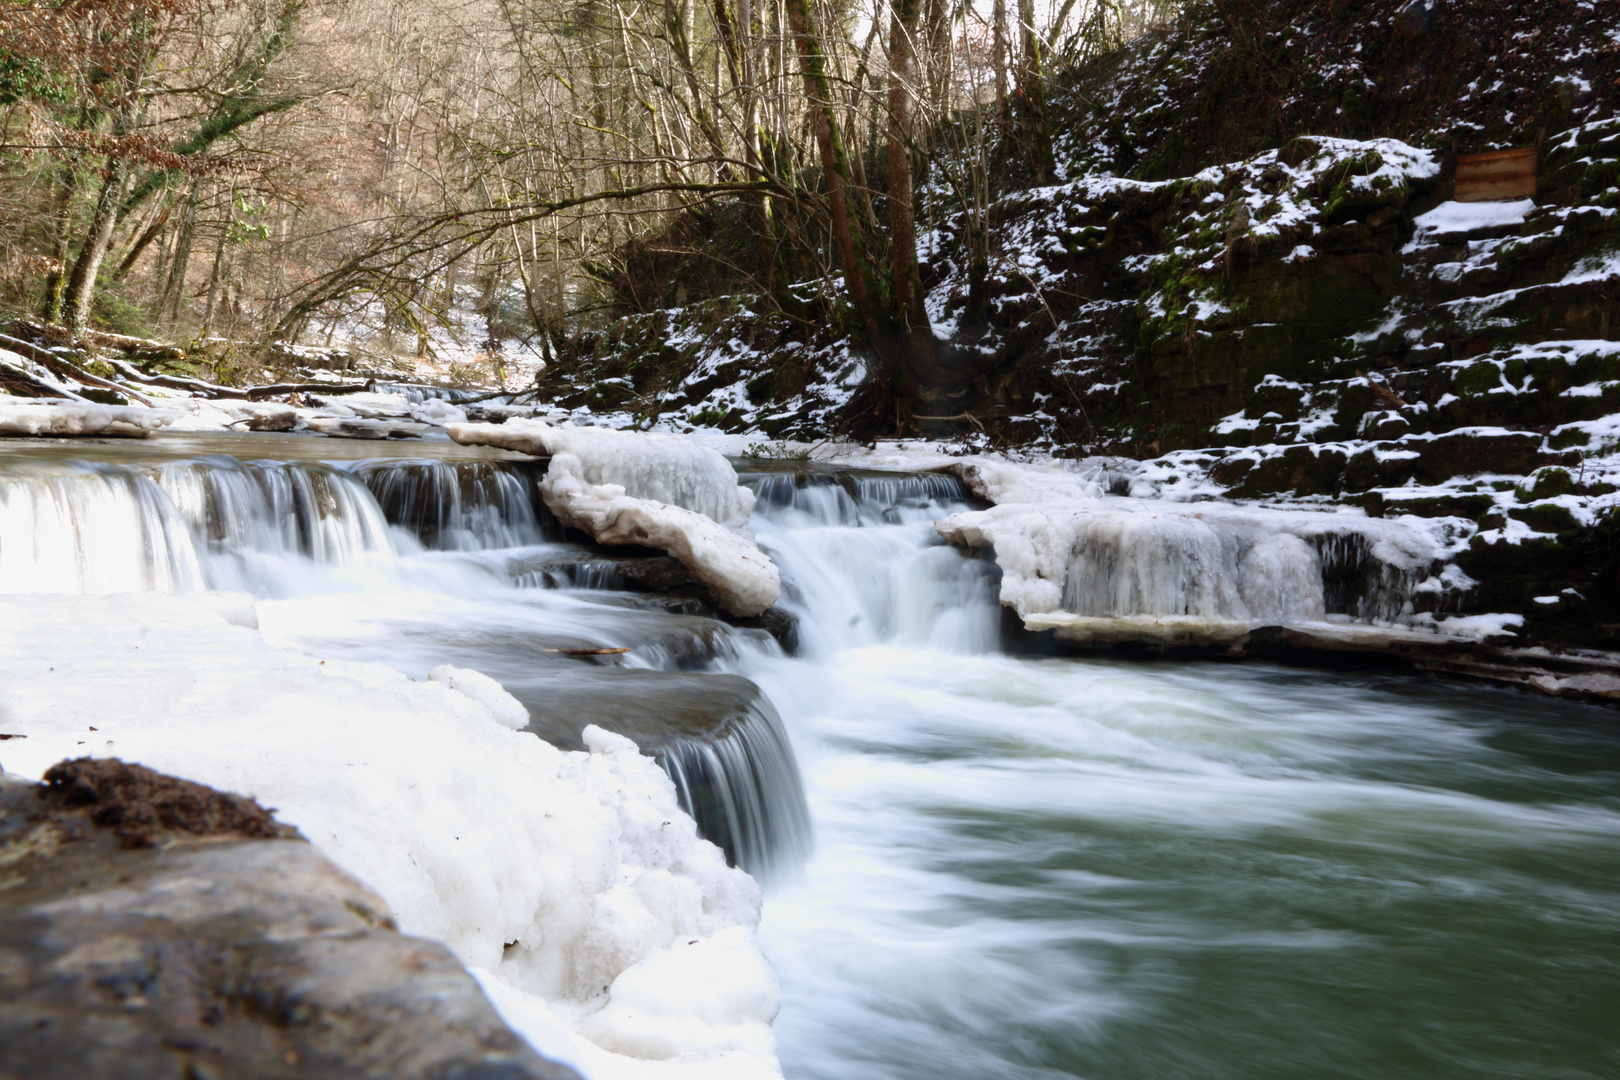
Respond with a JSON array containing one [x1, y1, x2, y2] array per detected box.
[[61, 160, 129, 332]]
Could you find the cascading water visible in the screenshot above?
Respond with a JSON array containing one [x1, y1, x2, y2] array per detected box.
[[733, 464, 1620, 1080], [0, 439, 809, 882], [0, 462, 204, 593], [2, 434, 1616, 1080], [0, 457, 393, 594], [357, 459, 559, 550]]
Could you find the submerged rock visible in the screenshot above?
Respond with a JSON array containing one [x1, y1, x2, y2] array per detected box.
[[0, 758, 578, 1080]]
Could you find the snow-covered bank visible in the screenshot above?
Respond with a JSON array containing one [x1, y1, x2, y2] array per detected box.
[[0, 593, 782, 1080], [450, 420, 781, 616]]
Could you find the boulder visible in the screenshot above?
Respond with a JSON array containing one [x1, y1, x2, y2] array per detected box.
[[0, 758, 578, 1080]]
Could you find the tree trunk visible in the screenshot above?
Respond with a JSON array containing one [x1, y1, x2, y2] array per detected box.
[[783, 0, 914, 393], [1016, 0, 1054, 183], [992, 0, 1009, 127], [62, 161, 129, 332], [114, 200, 173, 280], [202, 227, 233, 336], [39, 162, 78, 323], [714, 0, 784, 304], [885, 0, 936, 371], [162, 184, 202, 323]]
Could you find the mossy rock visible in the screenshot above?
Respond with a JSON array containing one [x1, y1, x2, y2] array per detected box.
[[1411, 430, 1545, 483], [1382, 491, 1496, 519], [1517, 467, 1576, 500], [1511, 500, 1581, 535]]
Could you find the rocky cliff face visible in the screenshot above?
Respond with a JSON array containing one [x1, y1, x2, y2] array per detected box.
[[529, 1, 1620, 653]]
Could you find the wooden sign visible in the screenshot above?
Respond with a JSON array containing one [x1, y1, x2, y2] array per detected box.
[[1455, 148, 1537, 202]]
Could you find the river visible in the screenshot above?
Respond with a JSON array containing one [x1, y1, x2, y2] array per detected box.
[[2, 431, 1616, 1079]]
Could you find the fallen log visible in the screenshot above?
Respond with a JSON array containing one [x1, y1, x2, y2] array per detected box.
[[245, 380, 373, 400], [0, 358, 88, 401], [0, 334, 157, 407]]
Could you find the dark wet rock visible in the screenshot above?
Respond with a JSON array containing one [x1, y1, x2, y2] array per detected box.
[[520, 670, 767, 752], [729, 606, 800, 655], [513, 548, 701, 593], [0, 759, 578, 1080], [308, 417, 428, 440], [518, 672, 811, 876], [1393, 0, 1434, 37], [510, 547, 799, 653]]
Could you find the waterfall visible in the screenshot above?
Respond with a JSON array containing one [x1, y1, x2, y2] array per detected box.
[[746, 468, 1001, 655], [356, 459, 559, 550], [515, 670, 812, 881], [658, 694, 811, 882], [0, 458, 393, 595], [0, 463, 203, 594], [743, 467, 976, 528]]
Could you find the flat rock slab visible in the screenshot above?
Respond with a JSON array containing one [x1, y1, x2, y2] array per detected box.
[[0, 759, 578, 1080], [307, 416, 428, 440], [520, 670, 769, 752]]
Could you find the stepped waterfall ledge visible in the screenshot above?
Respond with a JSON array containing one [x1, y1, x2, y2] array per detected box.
[[929, 456, 1481, 649]]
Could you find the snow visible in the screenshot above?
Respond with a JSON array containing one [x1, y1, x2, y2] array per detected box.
[[0, 592, 780, 1080], [0, 399, 179, 438], [1409, 198, 1535, 244], [539, 455, 780, 617], [429, 663, 531, 729], [449, 421, 781, 616]]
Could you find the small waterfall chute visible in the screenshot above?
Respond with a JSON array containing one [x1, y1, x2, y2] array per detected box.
[[746, 466, 1001, 655], [356, 459, 558, 550], [741, 466, 976, 528], [517, 670, 812, 880]]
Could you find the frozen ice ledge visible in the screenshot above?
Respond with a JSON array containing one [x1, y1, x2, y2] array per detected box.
[[933, 456, 1478, 640], [448, 420, 781, 617], [894, 454, 1617, 698]]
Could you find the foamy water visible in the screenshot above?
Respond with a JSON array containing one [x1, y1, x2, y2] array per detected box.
[[1, 434, 1616, 1079]]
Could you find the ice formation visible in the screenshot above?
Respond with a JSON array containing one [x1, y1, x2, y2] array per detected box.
[[450, 421, 779, 616], [0, 594, 781, 1080], [0, 399, 177, 438], [429, 663, 532, 729], [932, 456, 1477, 639]]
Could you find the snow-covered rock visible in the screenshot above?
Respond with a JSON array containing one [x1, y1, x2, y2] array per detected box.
[[450, 421, 780, 616], [429, 663, 531, 729], [0, 400, 177, 438], [0, 593, 781, 1080]]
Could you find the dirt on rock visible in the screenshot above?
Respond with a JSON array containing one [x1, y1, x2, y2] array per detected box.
[[37, 757, 301, 848]]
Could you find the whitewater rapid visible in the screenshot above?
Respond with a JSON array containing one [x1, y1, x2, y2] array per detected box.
[[0, 433, 1616, 1080]]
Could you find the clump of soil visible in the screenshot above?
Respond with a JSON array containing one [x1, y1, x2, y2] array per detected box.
[[37, 757, 300, 849]]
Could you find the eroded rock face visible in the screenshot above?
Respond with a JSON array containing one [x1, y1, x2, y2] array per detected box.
[[0, 759, 579, 1080]]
